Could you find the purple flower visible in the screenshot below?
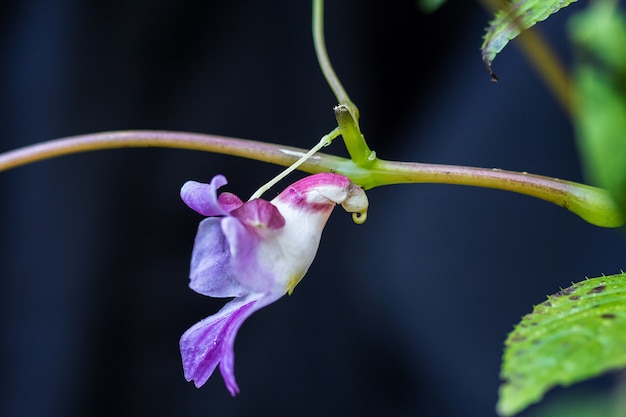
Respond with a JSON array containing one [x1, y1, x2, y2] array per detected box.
[[179, 173, 368, 395]]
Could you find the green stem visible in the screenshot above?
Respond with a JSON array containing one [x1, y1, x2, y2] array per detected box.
[[362, 159, 623, 228], [312, 0, 359, 120], [0, 130, 621, 228], [334, 105, 374, 166], [312, 0, 376, 169]]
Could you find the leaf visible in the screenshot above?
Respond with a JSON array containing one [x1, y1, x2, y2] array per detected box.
[[569, 1, 626, 218], [481, 0, 578, 80], [528, 390, 614, 417], [418, 0, 448, 13], [497, 272, 626, 416]]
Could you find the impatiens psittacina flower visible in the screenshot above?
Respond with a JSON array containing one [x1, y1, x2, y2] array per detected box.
[[179, 173, 368, 395]]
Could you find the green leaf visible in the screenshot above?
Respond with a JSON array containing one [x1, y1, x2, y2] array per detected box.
[[569, 1, 626, 218], [497, 272, 626, 416], [481, 0, 578, 79], [528, 390, 614, 417], [418, 0, 447, 13]]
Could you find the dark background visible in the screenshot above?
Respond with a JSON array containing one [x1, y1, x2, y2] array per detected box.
[[1, 1, 624, 416]]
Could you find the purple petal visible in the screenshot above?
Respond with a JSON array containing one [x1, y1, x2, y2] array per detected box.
[[220, 200, 286, 293], [189, 218, 246, 298], [180, 293, 268, 394], [181, 175, 242, 216], [221, 216, 277, 293]]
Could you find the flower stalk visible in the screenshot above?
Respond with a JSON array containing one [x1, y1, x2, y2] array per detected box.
[[249, 127, 340, 200]]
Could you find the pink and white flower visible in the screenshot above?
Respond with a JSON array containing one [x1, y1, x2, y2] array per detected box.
[[179, 173, 368, 395]]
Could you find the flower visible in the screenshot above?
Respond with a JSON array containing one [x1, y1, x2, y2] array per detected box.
[[179, 173, 368, 395]]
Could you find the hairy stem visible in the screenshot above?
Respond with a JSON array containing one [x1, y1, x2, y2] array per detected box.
[[0, 130, 337, 173], [364, 159, 623, 228]]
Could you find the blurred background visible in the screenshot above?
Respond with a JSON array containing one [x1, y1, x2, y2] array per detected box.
[[1, 1, 625, 416]]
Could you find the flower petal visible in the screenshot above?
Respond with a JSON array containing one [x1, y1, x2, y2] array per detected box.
[[274, 172, 352, 210], [215, 199, 286, 293], [181, 175, 242, 216], [180, 293, 273, 395], [221, 216, 277, 293], [229, 199, 285, 230], [218, 192, 245, 213], [189, 218, 246, 298]]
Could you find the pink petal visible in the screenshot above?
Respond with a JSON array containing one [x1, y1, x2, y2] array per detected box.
[[229, 199, 285, 230]]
